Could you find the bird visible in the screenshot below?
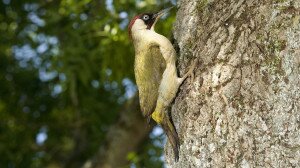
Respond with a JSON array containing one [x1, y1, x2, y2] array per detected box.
[[128, 7, 196, 161]]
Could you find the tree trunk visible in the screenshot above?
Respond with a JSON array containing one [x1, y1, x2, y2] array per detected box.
[[167, 0, 300, 167]]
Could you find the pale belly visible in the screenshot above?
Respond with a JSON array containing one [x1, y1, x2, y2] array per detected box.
[[157, 65, 180, 106]]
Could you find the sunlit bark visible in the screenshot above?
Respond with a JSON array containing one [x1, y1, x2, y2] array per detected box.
[[167, 0, 300, 167]]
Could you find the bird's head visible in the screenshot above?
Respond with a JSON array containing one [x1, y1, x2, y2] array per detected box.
[[128, 7, 174, 39]]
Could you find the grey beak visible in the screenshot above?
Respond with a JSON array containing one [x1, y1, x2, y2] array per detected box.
[[153, 6, 174, 20]]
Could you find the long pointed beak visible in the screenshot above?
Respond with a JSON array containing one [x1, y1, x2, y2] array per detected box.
[[152, 6, 174, 20]]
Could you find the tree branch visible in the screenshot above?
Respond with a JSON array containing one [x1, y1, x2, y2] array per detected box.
[[83, 96, 151, 168]]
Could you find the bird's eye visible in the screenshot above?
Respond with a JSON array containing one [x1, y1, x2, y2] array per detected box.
[[143, 15, 149, 20]]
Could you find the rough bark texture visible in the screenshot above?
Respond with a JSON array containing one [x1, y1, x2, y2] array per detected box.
[[167, 0, 300, 167]]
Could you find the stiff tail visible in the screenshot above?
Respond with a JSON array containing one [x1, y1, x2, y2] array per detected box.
[[161, 117, 180, 162]]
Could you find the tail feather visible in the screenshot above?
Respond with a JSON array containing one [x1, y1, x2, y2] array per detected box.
[[161, 118, 180, 162]]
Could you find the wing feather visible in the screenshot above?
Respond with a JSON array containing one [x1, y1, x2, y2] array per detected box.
[[134, 46, 166, 117]]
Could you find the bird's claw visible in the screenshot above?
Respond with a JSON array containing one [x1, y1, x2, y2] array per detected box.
[[147, 116, 151, 125], [189, 60, 197, 82], [182, 59, 197, 82]]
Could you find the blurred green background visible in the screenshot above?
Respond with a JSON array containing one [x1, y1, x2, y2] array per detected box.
[[0, 0, 177, 167]]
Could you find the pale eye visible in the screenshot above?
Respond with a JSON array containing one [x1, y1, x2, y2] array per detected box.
[[143, 15, 149, 20]]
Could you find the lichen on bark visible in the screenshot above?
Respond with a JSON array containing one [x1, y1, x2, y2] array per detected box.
[[167, 0, 300, 167]]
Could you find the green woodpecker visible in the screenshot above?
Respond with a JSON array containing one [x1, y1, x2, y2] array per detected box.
[[128, 7, 195, 161]]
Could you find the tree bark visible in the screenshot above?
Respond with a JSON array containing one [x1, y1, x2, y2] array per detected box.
[[167, 0, 300, 167]]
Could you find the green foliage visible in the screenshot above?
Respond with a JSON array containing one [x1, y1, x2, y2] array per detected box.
[[0, 0, 176, 167]]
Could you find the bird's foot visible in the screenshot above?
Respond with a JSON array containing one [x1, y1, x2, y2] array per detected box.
[[182, 59, 197, 82], [147, 116, 151, 125]]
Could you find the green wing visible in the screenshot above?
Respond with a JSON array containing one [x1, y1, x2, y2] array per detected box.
[[134, 46, 166, 118]]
